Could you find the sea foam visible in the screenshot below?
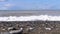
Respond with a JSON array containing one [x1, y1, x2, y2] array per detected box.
[[0, 15, 60, 21]]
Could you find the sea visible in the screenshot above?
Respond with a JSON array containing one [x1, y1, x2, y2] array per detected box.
[[0, 10, 60, 16]]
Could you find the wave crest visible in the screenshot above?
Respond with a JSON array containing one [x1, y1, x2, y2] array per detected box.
[[0, 15, 60, 21]]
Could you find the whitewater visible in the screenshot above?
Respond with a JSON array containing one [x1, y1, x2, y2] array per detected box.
[[0, 15, 60, 21]]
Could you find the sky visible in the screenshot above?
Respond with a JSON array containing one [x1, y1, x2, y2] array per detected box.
[[0, 0, 60, 10]]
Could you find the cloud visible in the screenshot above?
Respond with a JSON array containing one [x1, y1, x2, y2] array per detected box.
[[4, 3, 14, 7], [0, 3, 15, 10], [0, 0, 6, 2]]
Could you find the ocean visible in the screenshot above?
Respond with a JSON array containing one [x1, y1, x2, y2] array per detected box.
[[0, 10, 60, 16], [0, 10, 60, 21]]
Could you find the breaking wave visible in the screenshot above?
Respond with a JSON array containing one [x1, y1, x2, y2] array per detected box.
[[0, 15, 60, 21]]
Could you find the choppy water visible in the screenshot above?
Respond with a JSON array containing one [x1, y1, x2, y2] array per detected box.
[[0, 10, 60, 21]]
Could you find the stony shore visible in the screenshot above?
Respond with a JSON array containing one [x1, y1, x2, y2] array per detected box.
[[0, 21, 60, 34]]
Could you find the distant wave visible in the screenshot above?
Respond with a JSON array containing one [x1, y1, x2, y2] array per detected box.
[[0, 15, 60, 21]]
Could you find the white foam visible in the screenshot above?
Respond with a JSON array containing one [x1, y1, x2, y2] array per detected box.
[[0, 15, 60, 21]]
